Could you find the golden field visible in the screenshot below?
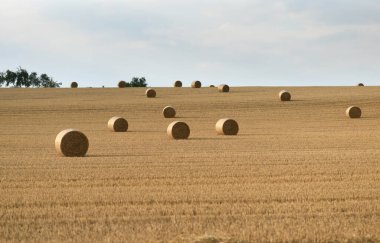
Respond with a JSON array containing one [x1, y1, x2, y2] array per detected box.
[[0, 86, 379, 242]]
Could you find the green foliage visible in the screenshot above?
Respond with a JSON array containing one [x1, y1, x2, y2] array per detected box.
[[0, 67, 61, 88], [127, 77, 147, 87], [39, 73, 61, 88]]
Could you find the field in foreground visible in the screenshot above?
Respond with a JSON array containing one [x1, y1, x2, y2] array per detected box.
[[0, 86, 379, 242]]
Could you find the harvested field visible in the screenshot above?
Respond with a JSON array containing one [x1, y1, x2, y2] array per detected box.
[[0, 86, 379, 242]]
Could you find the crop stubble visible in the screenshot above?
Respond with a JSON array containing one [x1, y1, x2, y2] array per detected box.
[[0, 87, 379, 242]]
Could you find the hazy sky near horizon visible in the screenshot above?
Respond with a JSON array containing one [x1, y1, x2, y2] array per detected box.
[[1, 0, 380, 87]]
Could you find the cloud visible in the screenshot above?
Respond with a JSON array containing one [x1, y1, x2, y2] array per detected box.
[[0, 0, 379, 86], [285, 0, 380, 25]]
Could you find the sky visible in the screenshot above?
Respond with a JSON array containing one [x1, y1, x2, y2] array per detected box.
[[1, 0, 380, 87]]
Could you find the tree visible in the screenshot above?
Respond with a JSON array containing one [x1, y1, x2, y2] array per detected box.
[[0, 67, 61, 88], [16, 67, 30, 87], [39, 73, 61, 88], [5, 70, 17, 87], [29, 72, 40, 87], [128, 77, 147, 87]]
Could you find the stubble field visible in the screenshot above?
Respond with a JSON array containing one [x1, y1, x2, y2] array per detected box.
[[0, 86, 379, 242]]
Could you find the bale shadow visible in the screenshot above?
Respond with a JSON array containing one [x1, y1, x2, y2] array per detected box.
[[341, 116, 376, 120], [86, 154, 126, 158], [284, 99, 305, 102], [127, 130, 161, 133], [239, 133, 285, 136], [87, 154, 147, 158], [189, 137, 236, 141], [173, 116, 200, 119], [292, 99, 305, 101], [237, 133, 258, 136]]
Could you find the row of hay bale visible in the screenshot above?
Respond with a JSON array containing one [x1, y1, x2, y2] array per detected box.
[[55, 107, 362, 158], [59, 85, 364, 158], [72, 84, 285, 99], [70, 81, 366, 89], [144, 89, 361, 115], [69, 83, 363, 118], [278, 90, 362, 118], [71, 80, 227, 90], [55, 101, 361, 158], [144, 86, 229, 98], [146, 87, 284, 99], [54, 101, 363, 158], [70, 83, 363, 118], [66, 80, 229, 94], [171, 81, 365, 88], [55, 114, 239, 157]]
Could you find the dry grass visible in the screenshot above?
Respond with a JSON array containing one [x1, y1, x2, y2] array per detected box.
[[0, 87, 380, 242]]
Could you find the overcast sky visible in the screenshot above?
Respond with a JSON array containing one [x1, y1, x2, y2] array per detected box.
[[1, 0, 380, 87]]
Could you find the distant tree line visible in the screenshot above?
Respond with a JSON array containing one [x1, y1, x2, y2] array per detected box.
[[126, 77, 147, 87], [0, 67, 61, 88], [0, 67, 147, 88]]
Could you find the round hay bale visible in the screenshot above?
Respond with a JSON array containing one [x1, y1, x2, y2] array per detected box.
[[346, 106, 361, 118], [174, 80, 182, 87], [167, 121, 190, 139], [191, 80, 202, 88], [218, 84, 229, 93], [55, 129, 89, 157], [71, 82, 78, 88], [216, 118, 239, 135], [108, 116, 128, 132], [145, 88, 156, 98], [163, 106, 176, 118], [209, 85, 215, 87], [357, 83, 364, 86], [279, 90, 291, 101], [118, 80, 127, 88]]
